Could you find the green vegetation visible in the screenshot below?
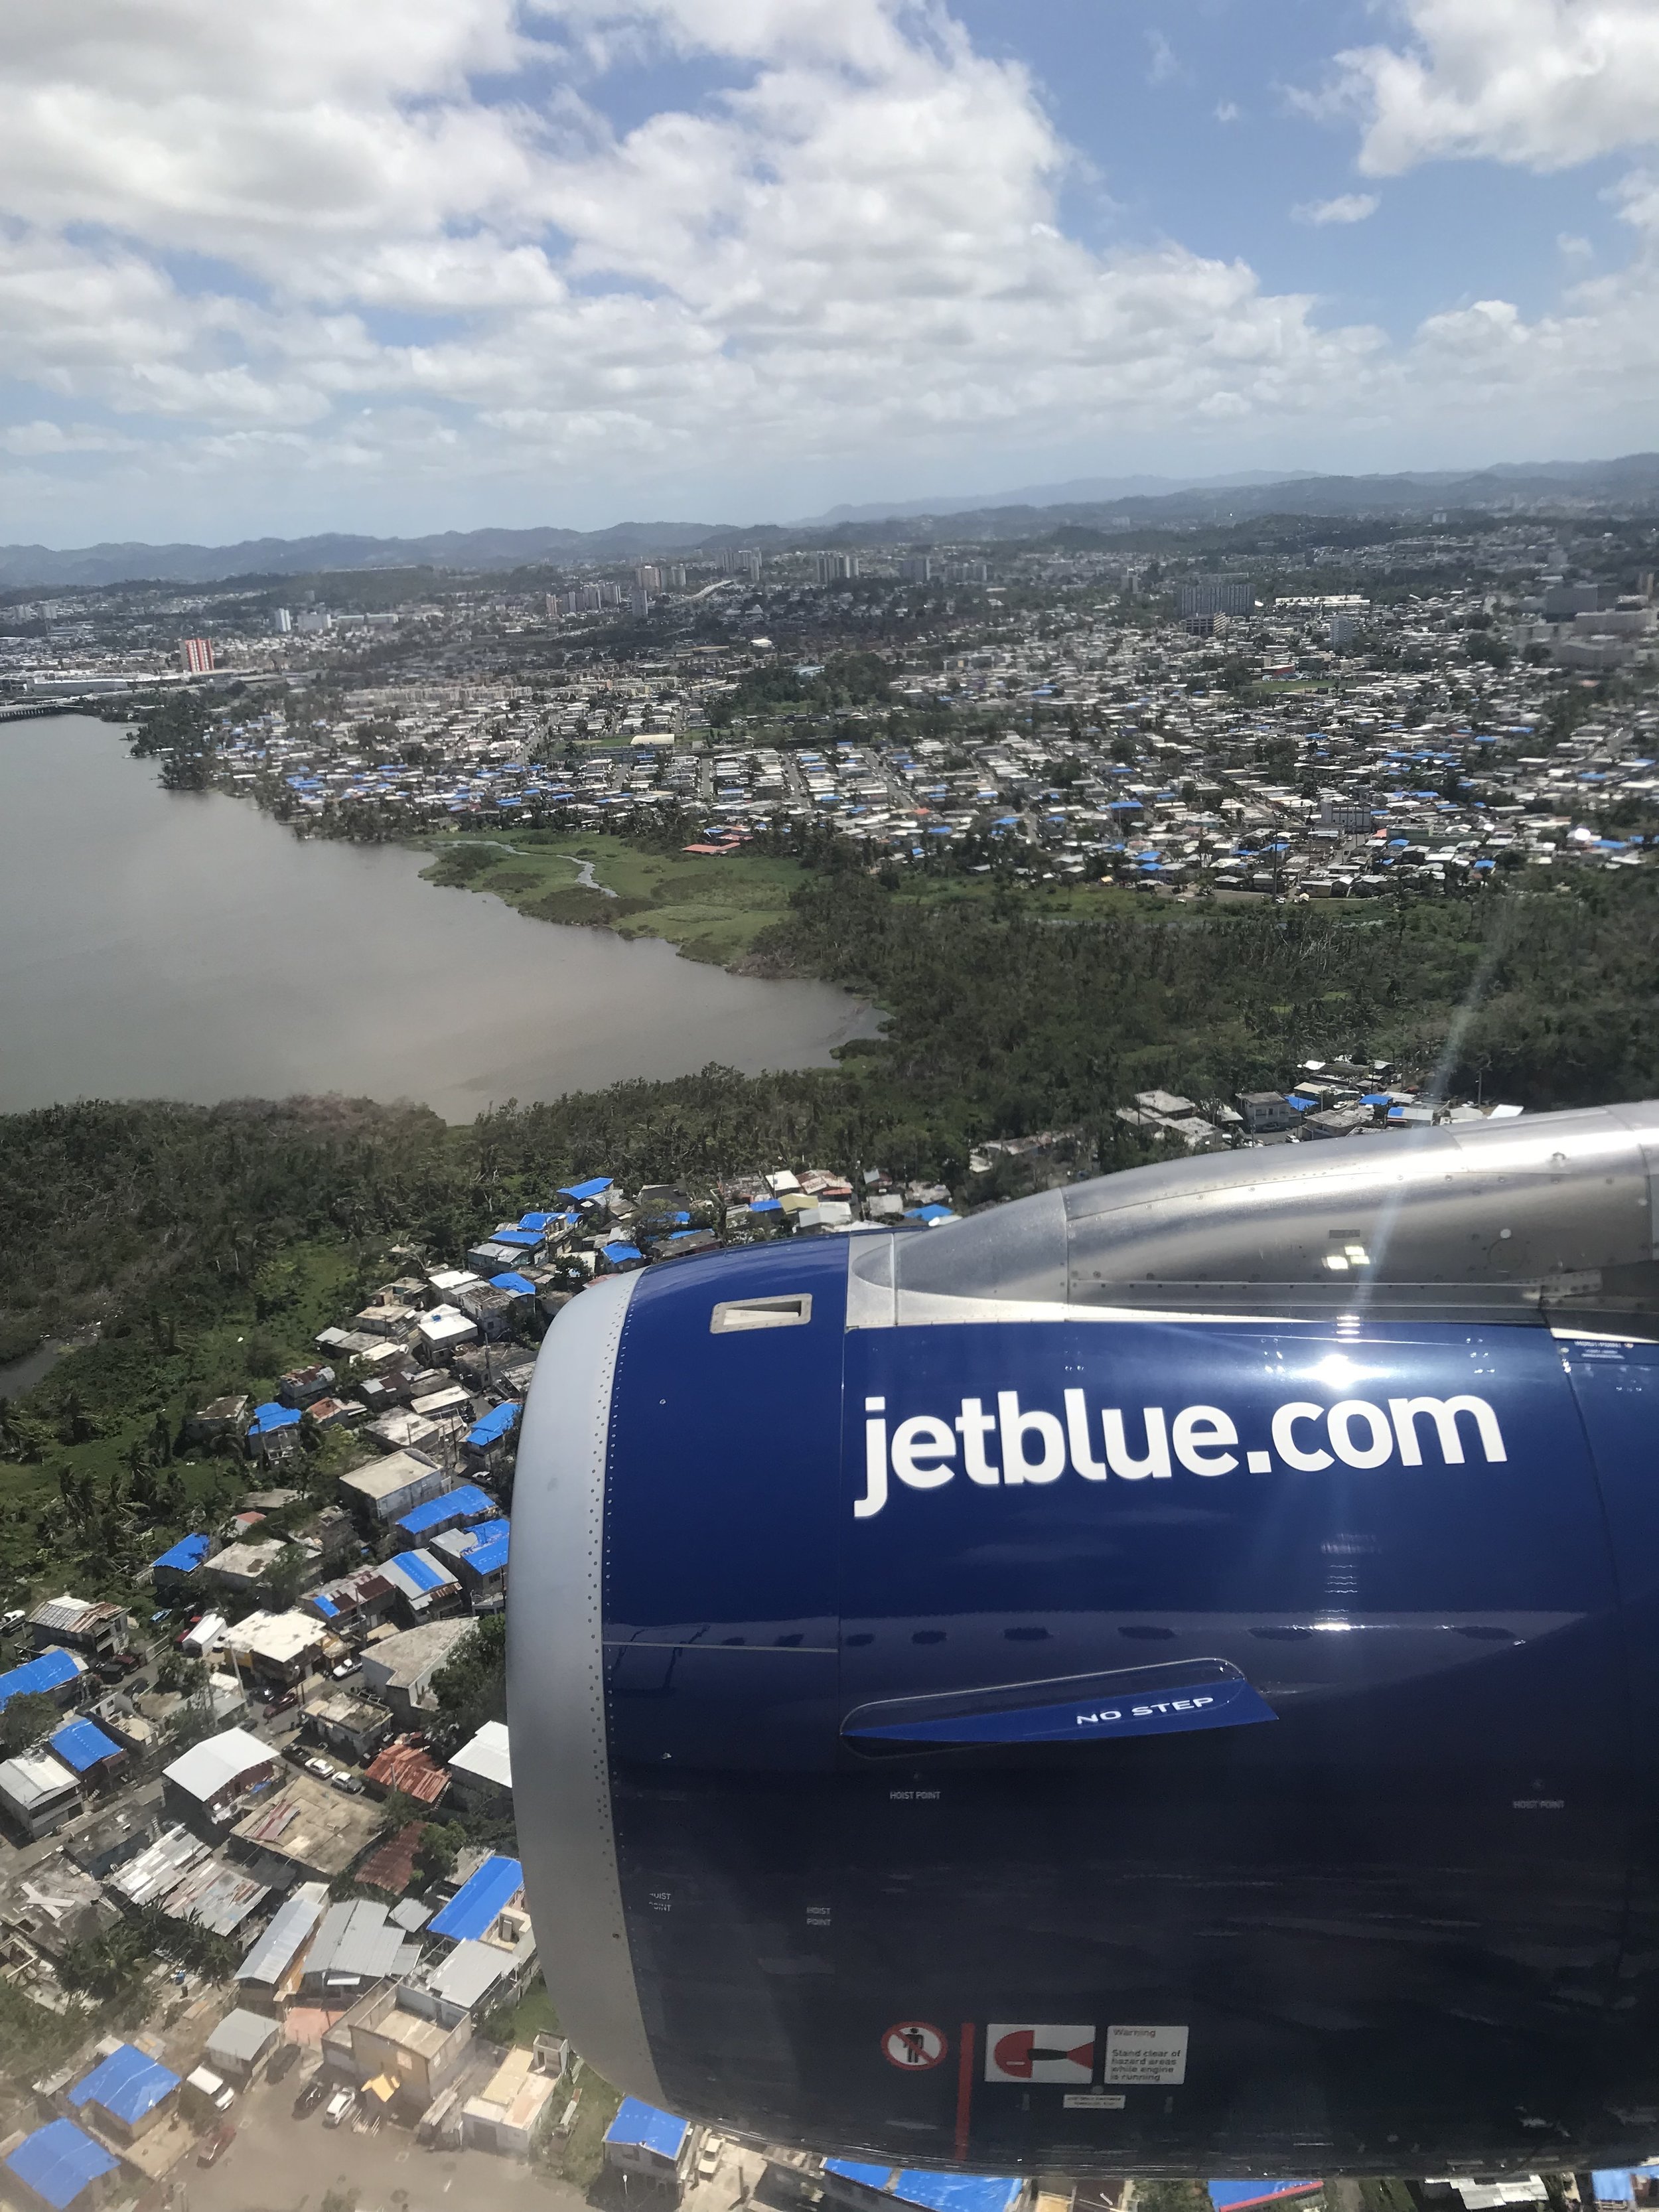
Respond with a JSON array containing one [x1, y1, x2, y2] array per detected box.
[[423, 830, 812, 965], [482, 1969, 559, 2050], [5, 867, 1659, 1624], [537, 2062, 622, 2190]]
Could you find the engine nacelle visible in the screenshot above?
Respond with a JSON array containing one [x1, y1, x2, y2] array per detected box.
[[508, 1103, 1659, 2175]]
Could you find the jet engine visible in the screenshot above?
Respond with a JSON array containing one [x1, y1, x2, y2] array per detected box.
[[507, 1102, 1659, 2176]]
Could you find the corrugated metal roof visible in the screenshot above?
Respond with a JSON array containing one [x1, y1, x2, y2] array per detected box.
[[163, 1725, 274, 1803], [110, 1825, 208, 1907], [161, 1858, 269, 1937], [5, 2120, 119, 2210], [69, 2042, 180, 2126], [304, 1897, 419, 1984], [448, 1720, 511, 1793], [238, 1881, 328, 1987], [382, 1550, 456, 1599], [428, 1853, 523, 1942]]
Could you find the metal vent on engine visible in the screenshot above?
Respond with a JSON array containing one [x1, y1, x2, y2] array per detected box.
[[710, 1293, 814, 1333]]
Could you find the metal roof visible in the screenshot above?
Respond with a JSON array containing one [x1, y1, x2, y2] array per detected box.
[[238, 1880, 328, 1987], [163, 1725, 274, 1803], [305, 1897, 419, 1984], [0, 1647, 82, 1711], [381, 1550, 457, 1599], [110, 1824, 208, 1907], [448, 1720, 512, 1792], [69, 2042, 180, 2126], [428, 1937, 513, 2010], [606, 2097, 689, 2158], [161, 1858, 269, 1936], [5, 2121, 119, 2210], [428, 1852, 523, 1941], [206, 2008, 281, 2066], [48, 1719, 122, 1773]]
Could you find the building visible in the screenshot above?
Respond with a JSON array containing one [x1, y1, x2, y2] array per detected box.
[[27, 1599, 129, 1661], [339, 1449, 447, 1527], [462, 1404, 518, 1474], [427, 1853, 524, 1944], [295, 1895, 415, 1997], [2, 2120, 120, 2212], [46, 1720, 126, 1793], [108, 1826, 207, 1909], [272, 607, 293, 634], [203, 2007, 281, 2084], [0, 1749, 81, 1841], [322, 1979, 472, 2116], [446, 1720, 512, 1810], [463, 2046, 559, 2156], [178, 636, 214, 674], [358, 1619, 473, 1722], [395, 1483, 496, 1546], [230, 1770, 381, 1883], [379, 1548, 461, 1620], [0, 1649, 87, 1718], [161, 1726, 279, 1830], [818, 2166, 1028, 2212], [236, 1880, 328, 2009], [149, 1533, 214, 1594], [306, 1690, 394, 1767], [899, 556, 933, 583], [220, 1609, 326, 1689], [604, 2097, 695, 2187], [67, 2043, 181, 2142], [0, 1854, 118, 1953], [1179, 578, 1252, 619], [364, 1736, 449, 1806], [1237, 1090, 1296, 1137]]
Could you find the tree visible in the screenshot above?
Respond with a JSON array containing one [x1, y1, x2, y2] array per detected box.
[[427, 1614, 506, 1757], [0, 1692, 58, 1755]]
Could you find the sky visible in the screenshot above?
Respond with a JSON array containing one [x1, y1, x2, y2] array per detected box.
[[3, 0, 1659, 545]]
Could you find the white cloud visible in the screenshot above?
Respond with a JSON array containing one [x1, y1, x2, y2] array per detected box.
[[1145, 29, 1178, 86], [0, 0, 1655, 538], [1293, 192, 1381, 226], [1214, 100, 1242, 124], [1320, 0, 1659, 175]]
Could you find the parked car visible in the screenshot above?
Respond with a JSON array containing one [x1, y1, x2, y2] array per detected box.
[[114, 1650, 141, 1672], [127, 1676, 149, 1695], [328, 1771, 364, 1796], [293, 2079, 326, 2118], [2, 1609, 29, 1634], [197, 2124, 236, 2166], [305, 1757, 334, 1781], [94, 1659, 125, 1685], [265, 1688, 297, 1714], [322, 2088, 356, 2130], [329, 1659, 359, 1680]]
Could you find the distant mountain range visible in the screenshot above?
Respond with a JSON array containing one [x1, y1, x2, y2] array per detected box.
[[5, 453, 1658, 591]]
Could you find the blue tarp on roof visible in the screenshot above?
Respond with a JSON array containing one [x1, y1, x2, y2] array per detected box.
[[489, 1272, 536, 1296], [397, 1484, 494, 1536], [559, 1177, 613, 1203], [429, 1853, 523, 1941], [5, 2121, 119, 2210], [70, 2042, 179, 2126], [0, 1648, 80, 1712], [465, 1403, 520, 1449], [49, 1719, 122, 1773], [1593, 2177, 1638, 2205], [152, 1532, 211, 1574], [518, 1212, 557, 1232], [309, 1593, 339, 1619], [248, 1402, 301, 1436], [606, 2097, 690, 2159], [492, 1227, 541, 1250], [388, 1550, 454, 1595], [823, 2165, 1025, 2212], [748, 1197, 783, 1214], [465, 1532, 510, 1578], [601, 1243, 643, 1265]]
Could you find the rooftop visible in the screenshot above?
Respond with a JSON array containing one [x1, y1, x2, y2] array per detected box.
[[5, 2120, 120, 2211], [427, 1851, 523, 1942], [69, 2041, 180, 2126], [607, 2096, 689, 2158]]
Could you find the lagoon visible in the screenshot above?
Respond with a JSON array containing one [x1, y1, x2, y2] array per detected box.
[[0, 716, 874, 1122]]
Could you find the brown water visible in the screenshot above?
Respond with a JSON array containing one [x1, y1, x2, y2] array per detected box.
[[0, 716, 876, 1122]]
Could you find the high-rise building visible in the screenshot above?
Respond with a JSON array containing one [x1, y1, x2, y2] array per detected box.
[[1178, 577, 1252, 619], [271, 607, 293, 634], [899, 556, 932, 583], [720, 550, 762, 582], [813, 551, 859, 585], [544, 594, 561, 623], [295, 608, 332, 634], [629, 585, 653, 620], [634, 565, 662, 592], [178, 636, 214, 674]]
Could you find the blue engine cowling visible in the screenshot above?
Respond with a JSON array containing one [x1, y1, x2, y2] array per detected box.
[[507, 1102, 1659, 2176]]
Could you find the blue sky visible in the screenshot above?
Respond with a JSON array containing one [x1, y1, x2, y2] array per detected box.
[[1, 0, 1657, 542]]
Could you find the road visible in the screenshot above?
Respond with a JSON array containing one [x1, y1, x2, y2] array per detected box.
[[181, 2070, 589, 2212]]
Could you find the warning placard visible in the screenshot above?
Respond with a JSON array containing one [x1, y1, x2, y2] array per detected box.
[[1104, 2024, 1188, 2086], [882, 2021, 947, 2071], [985, 2024, 1094, 2085]]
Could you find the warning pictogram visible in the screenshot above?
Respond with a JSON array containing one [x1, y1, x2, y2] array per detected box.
[[882, 2021, 948, 2071], [985, 2024, 1095, 2085]]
